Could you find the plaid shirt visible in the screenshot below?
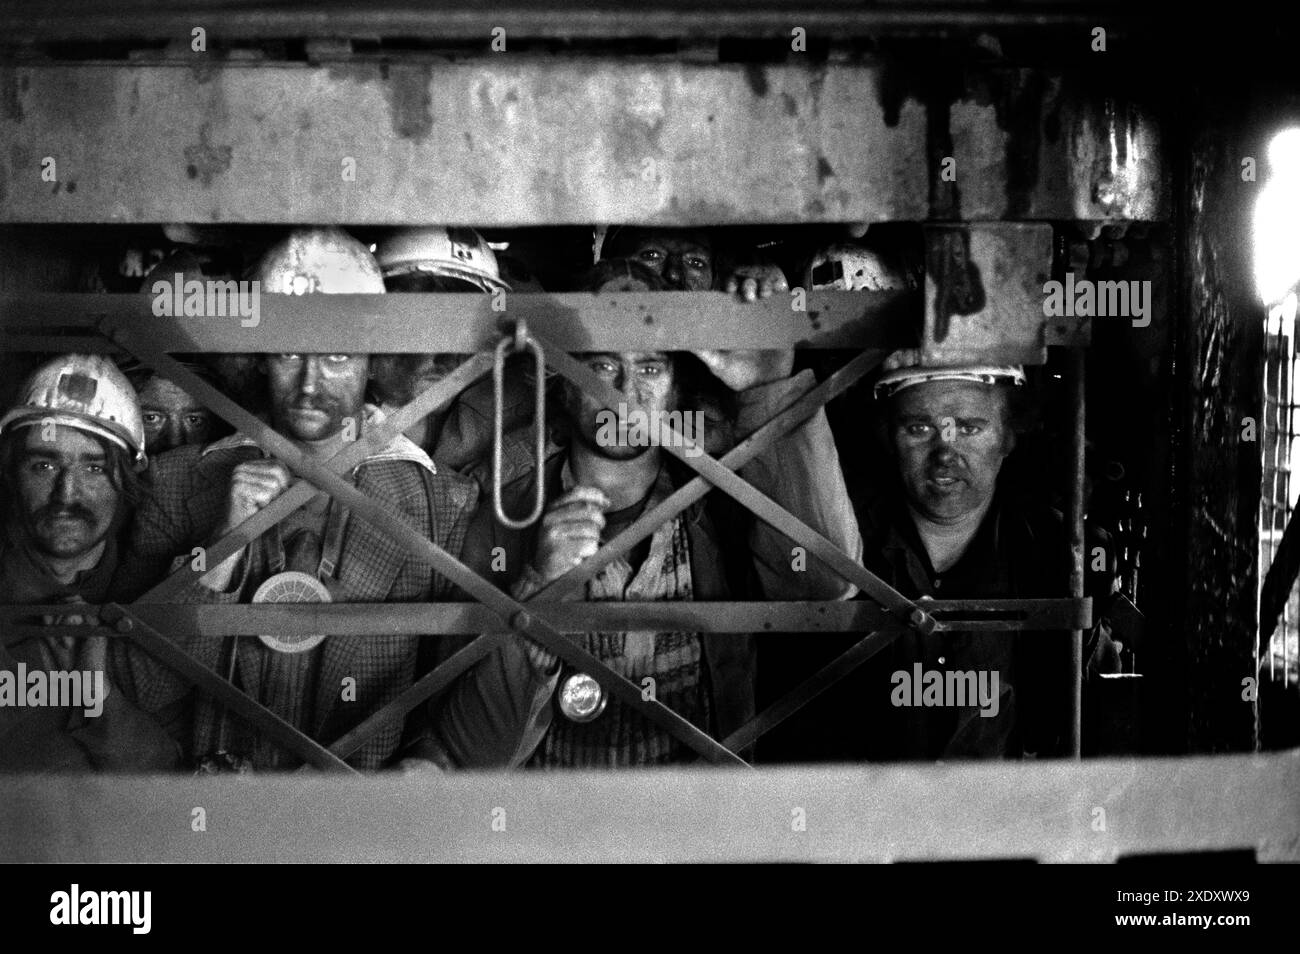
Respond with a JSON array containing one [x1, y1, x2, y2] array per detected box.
[[109, 425, 552, 771], [464, 370, 863, 763]]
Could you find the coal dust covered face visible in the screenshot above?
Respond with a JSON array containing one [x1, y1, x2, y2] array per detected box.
[[264, 354, 369, 444], [563, 352, 677, 461], [889, 380, 1015, 524], [15, 425, 122, 561], [612, 229, 715, 291], [136, 375, 216, 454]]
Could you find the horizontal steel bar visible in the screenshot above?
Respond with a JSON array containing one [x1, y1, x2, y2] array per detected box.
[[0, 291, 926, 352], [0, 60, 1168, 224], [0, 2, 1155, 43], [3, 752, 1295, 863], [0, 598, 1092, 637]]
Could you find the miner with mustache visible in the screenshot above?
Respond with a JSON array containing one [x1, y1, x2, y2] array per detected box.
[[0, 354, 179, 770], [109, 228, 556, 773]]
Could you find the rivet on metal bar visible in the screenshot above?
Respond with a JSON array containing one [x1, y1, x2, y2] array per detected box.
[[493, 318, 548, 529]]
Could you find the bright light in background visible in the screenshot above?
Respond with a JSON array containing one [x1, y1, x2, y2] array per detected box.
[[1255, 128, 1300, 305]]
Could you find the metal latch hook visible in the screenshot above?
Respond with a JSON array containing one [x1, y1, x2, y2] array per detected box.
[[492, 318, 548, 529]]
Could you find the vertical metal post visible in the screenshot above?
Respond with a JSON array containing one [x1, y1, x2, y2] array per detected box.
[[1067, 347, 1086, 759]]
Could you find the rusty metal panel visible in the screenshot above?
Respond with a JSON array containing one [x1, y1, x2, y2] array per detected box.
[[922, 222, 1058, 365], [948, 90, 1167, 222], [0, 61, 1167, 225], [1, 752, 1296, 862]]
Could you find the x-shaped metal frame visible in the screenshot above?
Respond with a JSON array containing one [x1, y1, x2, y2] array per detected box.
[[36, 313, 1018, 771]]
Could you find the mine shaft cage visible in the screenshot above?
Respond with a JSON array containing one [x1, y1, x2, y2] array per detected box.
[[0, 2, 1296, 863]]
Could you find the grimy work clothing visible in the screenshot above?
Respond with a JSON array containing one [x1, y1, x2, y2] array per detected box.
[[463, 369, 863, 767], [0, 533, 181, 771], [110, 409, 557, 771], [527, 461, 710, 767], [760, 486, 1074, 763]]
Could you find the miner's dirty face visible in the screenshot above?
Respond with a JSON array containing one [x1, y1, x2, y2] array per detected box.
[[563, 351, 677, 461], [889, 380, 1015, 523], [617, 229, 715, 291], [263, 354, 369, 443], [15, 425, 122, 561], [136, 375, 215, 454]]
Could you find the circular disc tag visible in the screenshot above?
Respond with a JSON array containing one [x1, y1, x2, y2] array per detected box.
[[252, 571, 331, 653], [558, 673, 607, 723]]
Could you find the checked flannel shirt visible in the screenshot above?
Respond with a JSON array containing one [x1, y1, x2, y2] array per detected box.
[[109, 413, 556, 771]]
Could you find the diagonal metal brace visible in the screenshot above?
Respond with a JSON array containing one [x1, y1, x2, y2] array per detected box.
[[99, 603, 357, 774], [539, 340, 936, 636]]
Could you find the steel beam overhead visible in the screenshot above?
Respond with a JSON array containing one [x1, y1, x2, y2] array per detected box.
[[0, 61, 1167, 225]]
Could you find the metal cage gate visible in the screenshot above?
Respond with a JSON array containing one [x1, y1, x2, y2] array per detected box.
[[1, 2, 1296, 864]]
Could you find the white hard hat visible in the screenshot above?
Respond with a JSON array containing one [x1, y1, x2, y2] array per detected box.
[[874, 348, 1025, 400], [0, 353, 147, 466], [375, 226, 509, 294], [254, 227, 385, 295]]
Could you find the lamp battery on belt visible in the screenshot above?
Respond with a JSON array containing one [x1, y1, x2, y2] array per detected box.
[[252, 496, 350, 654]]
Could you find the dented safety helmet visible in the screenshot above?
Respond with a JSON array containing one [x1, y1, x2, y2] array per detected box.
[[374, 226, 509, 294], [253, 227, 385, 295], [0, 354, 147, 467]]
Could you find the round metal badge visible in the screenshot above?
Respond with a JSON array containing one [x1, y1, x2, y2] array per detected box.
[[251, 571, 331, 653], [558, 672, 607, 723]]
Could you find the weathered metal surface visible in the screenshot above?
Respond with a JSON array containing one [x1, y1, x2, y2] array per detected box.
[[0, 61, 1167, 225], [922, 223, 1055, 365], [0, 598, 1092, 637], [2, 751, 1296, 862], [0, 1, 1150, 42], [0, 290, 930, 351]]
